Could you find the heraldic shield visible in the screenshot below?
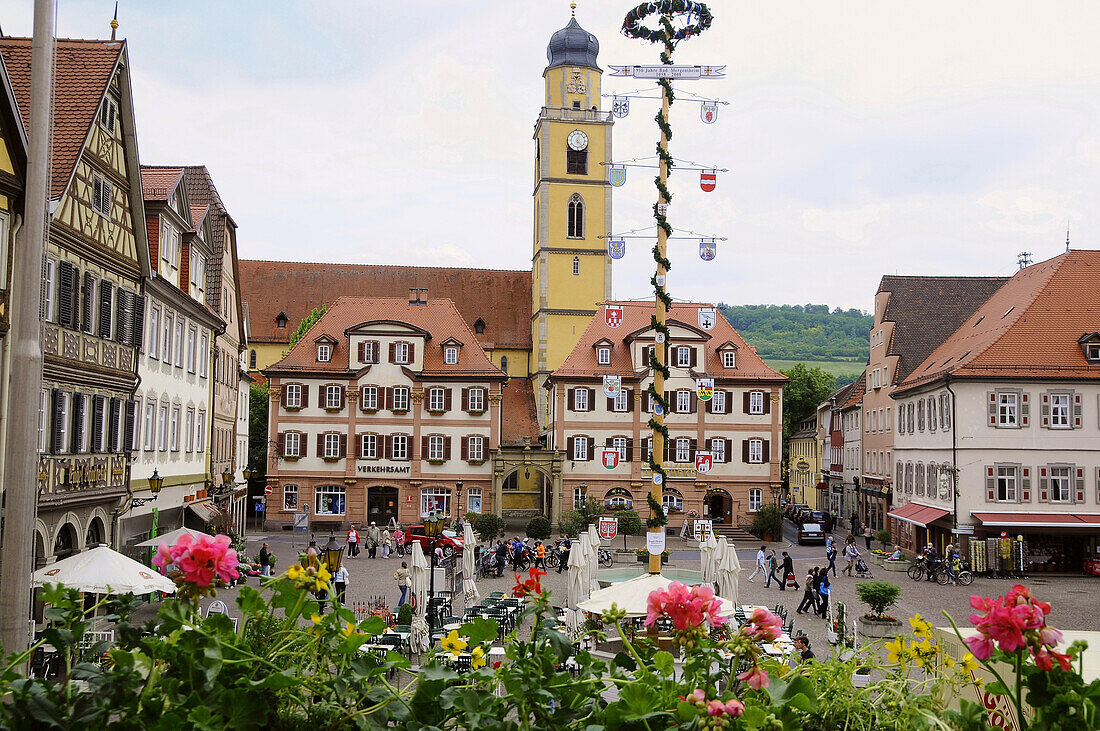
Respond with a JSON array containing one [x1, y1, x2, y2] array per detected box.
[[696, 378, 714, 402], [700, 170, 716, 192], [698, 307, 716, 330], [605, 305, 624, 328], [607, 239, 626, 260], [609, 166, 627, 187], [701, 102, 718, 124], [612, 96, 630, 118], [699, 240, 717, 261]]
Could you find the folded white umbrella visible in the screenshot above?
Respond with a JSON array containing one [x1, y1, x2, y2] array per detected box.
[[575, 533, 591, 601], [566, 538, 587, 610], [408, 542, 430, 652], [587, 525, 601, 592], [700, 532, 719, 585], [462, 523, 480, 605], [576, 572, 735, 619], [135, 526, 214, 548], [32, 545, 176, 595], [716, 538, 741, 606]]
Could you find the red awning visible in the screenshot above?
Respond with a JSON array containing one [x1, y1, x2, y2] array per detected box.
[[815, 481, 828, 490], [888, 502, 951, 527], [971, 512, 1100, 528]]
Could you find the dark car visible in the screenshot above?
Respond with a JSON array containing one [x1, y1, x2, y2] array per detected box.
[[404, 525, 465, 556], [806, 510, 826, 526], [797, 523, 826, 545], [786, 504, 809, 521]]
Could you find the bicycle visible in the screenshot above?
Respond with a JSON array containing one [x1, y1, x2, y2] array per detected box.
[[936, 567, 974, 586], [598, 547, 615, 568]]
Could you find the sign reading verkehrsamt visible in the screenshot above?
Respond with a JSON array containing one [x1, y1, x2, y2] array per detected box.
[[357, 464, 412, 475]]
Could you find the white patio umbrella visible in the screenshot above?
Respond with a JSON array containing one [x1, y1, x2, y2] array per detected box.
[[576, 572, 736, 619], [716, 538, 741, 606], [462, 522, 480, 605], [564, 536, 588, 634], [575, 532, 592, 599], [408, 542, 430, 653], [587, 524, 601, 593], [135, 526, 213, 548], [699, 531, 719, 585], [32, 546, 177, 595]]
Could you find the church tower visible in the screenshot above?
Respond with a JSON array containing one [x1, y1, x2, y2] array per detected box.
[[531, 10, 613, 426]]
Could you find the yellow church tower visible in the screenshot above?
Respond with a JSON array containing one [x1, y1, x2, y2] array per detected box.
[[531, 9, 613, 426]]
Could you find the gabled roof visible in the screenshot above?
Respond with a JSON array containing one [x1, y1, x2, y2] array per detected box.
[[896, 250, 1100, 393], [239, 260, 532, 349], [189, 204, 209, 231], [552, 301, 787, 382], [140, 167, 183, 202], [841, 369, 866, 410], [264, 297, 506, 377], [0, 38, 123, 199], [500, 378, 540, 446], [878, 274, 1008, 383]]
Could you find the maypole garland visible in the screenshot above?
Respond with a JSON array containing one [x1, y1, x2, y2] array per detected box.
[[621, 0, 713, 505]]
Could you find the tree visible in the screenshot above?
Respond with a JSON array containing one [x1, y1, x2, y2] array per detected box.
[[247, 382, 270, 483], [283, 305, 327, 356], [780, 363, 836, 441]]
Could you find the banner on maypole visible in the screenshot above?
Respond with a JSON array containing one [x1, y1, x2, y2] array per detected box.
[[609, 65, 726, 79]]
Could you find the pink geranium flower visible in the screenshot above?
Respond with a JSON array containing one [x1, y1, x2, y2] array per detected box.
[[736, 662, 770, 690], [964, 632, 996, 660], [644, 582, 727, 629], [966, 585, 1072, 672], [154, 533, 239, 587]]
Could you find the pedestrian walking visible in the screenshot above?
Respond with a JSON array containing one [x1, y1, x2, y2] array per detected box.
[[259, 542, 272, 577], [863, 524, 873, 550], [346, 526, 360, 558], [780, 551, 797, 591], [535, 541, 547, 570], [764, 549, 779, 588], [825, 538, 838, 578], [367, 521, 382, 559], [557, 538, 571, 574], [333, 564, 349, 605], [816, 570, 831, 618], [796, 568, 818, 614], [495, 541, 508, 577], [842, 540, 858, 576], [381, 528, 392, 559], [510, 536, 525, 572], [394, 562, 409, 606], [748, 545, 766, 582]]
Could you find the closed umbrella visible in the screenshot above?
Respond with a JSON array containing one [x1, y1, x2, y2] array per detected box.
[[565, 536, 587, 634], [135, 526, 213, 548], [575, 533, 591, 600], [32, 546, 176, 595], [700, 531, 719, 585], [408, 542, 430, 653], [717, 538, 741, 606], [462, 522, 480, 605], [587, 525, 601, 593]]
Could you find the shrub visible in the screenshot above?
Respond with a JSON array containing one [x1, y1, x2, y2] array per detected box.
[[526, 516, 552, 540], [472, 513, 505, 543], [616, 510, 642, 536], [751, 504, 782, 537], [855, 580, 901, 620], [558, 510, 586, 537], [875, 529, 892, 549], [397, 602, 413, 626], [464, 512, 479, 525]]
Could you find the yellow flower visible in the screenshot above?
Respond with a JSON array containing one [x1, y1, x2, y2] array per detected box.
[[310, 614, 323, 625], [470, 646, 486, 669], [909, 613, 934, 639], [341, 622, 363, 638], [287, 564, 305, 581], [960, 653, 979, 675], [885, 638, 909, 664], [440, 630, 467, 658], [311, 566, 332, 593]]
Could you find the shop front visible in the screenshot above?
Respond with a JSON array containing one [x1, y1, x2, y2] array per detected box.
[[971, 512, 1100, 575], [888, 501, 953, 554], [858, 481, 891, 533]]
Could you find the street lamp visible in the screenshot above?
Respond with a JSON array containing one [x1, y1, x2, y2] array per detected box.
[[243, 466, 255, 482], [322, 534, 344, 574], [423, 509, 445, 630], [222, 468, 233, 486], [132, 469, 163, 508], [455, 480, 463, 517], [769, 484, 783, 542]]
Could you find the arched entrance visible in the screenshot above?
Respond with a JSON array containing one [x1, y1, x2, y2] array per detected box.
[[85, 517, 106, 548], [367, 486, 399, 526], [501, 468, 546, 516], [54, 523, 79, 559], [706, 488, 733, 525]]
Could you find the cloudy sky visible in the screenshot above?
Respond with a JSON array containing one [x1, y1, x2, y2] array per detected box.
[[2, 1, 1096, 310]]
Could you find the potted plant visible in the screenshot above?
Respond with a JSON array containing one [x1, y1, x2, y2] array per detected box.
[[751, 504, 781, 542], [634, 549, 669, 564], [855, 580, 902, 639]]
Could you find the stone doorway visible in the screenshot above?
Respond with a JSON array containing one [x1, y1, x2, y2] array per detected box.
[[367, 486, 399, 526]]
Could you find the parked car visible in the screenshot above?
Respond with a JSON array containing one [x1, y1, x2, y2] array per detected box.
[[786, 504, 809, 521], [797, 523, 826, 545], [806, 510, 826, 526], [404, 525, 465, 555]]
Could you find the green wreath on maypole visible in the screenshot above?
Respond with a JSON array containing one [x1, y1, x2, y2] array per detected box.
[[622, 1, 713, 527]]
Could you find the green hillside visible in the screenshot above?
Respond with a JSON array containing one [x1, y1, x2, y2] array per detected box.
[[717, 303, 871, 362]]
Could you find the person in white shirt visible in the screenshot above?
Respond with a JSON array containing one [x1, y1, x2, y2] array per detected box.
[[334, 565, 350, 605], [748, 545, 766, 582]]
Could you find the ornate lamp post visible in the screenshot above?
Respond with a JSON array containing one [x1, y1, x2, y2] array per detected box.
[[132, 469, 163, 508], [322, 534, 344, 575], [423, 509, 445, 630], [455, 480, 463, 520], [769, 483, 783, 543]]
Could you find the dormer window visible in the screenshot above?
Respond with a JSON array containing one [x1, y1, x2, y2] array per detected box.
[[444, 346, 458, 365], [597, 347, 611, 365], [276, 312, 289, 329], [317, 344, 331, 362], [722, 350, 736, 369], [1079, 334, 1100, 363], [474, 319, 485, 335]]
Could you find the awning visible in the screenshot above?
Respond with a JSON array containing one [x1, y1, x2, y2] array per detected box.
[[972, 512, 1100, 529], [187, 501, 223, 525], [889, 502, 951, 527], [815, 481, 828, 490]]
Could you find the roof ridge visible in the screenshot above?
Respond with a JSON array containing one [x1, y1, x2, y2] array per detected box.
[[239, 258, 527, 275]]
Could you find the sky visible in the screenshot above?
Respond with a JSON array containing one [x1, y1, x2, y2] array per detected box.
[[1, 1, 1097, 311]]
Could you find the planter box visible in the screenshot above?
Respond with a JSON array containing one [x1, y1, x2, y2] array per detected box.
[[615, 551, 635, 564], [883, 560, 909, 572], [636, 554, 670, 564], [857, 616, 902, 639]]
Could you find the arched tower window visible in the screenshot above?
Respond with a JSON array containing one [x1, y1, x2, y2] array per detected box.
[[567, 194, 584, 239], [500, 356, 508, 372], [474, 318, 486, 335], [249, 349, 257, 368], [572, 256, 580, 276]]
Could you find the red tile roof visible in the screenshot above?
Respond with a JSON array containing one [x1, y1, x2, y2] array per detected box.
[[500, 378, 540, 445], [841, 369, 866, 409], [140, 167, 183, 202], [552, 301, 787, 382], [240, 260, 532, 349], [263, 296, 507, 377], [0, 38, 123, 199], [897, 250, 1100, 392], [189, 204, 209, 231]]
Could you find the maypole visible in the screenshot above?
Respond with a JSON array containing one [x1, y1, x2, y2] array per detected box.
[[618, 1, 716, 575]]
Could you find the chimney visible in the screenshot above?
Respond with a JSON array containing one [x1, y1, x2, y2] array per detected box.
[[409, 287, 428, 305]]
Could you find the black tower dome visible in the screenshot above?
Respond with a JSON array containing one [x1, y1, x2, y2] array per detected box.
[[545, 16, 600, 72]]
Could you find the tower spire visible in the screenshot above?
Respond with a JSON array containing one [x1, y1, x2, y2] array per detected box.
[[110, 2, 118, 40], [570, 2, 576, 17], [1066, 219, 1071, 253]]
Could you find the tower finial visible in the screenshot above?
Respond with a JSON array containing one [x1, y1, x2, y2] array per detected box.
[[110, 1, 118, 40], [570, 2, 576, 17], [1066, 218, 1071, 253]]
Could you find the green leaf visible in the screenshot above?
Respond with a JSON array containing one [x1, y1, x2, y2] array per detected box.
[[619, 682, 662, 716], [653, 650, 675, 677], [613, 651, 636, 671], [357, 614, 387, 636], [254, 668, 299, 690], [459, 616, 500, 645]]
